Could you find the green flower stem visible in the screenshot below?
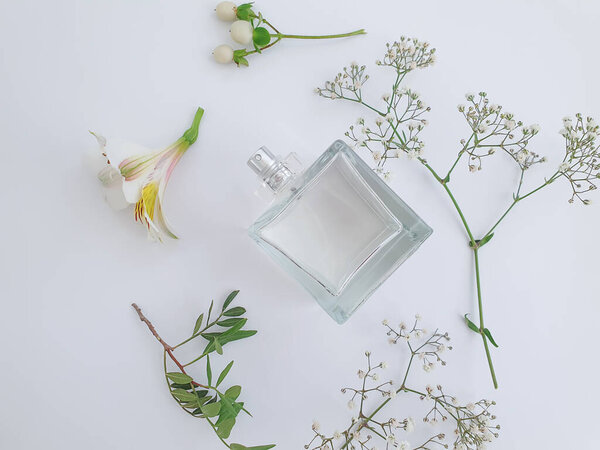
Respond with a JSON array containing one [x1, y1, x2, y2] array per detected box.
[[483, 172, 560, 239], [473, 248, 497, 389], [269, 29, 366, 40]]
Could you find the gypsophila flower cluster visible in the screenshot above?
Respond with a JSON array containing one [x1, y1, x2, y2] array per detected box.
[[316, 38, 433, 178], [318, 38, 599, 389], [458, 92, 545, 172], [384, 316, 452, 373], [557, 114, 600, 204], [305, 316, 498, 450]]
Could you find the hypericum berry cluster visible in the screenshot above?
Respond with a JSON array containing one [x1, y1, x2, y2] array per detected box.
[[557, 114, 600, 204], [212, 2, 365, 67], [305, 317, 498, 450]]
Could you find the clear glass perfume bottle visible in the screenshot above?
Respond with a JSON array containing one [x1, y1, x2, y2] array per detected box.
[[248, 140, 432, 324]]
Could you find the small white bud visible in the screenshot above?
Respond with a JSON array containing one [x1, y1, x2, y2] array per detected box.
[[213, 44, 234, 64], [215, 1, 237, 21], [230, 20, 253, 45]]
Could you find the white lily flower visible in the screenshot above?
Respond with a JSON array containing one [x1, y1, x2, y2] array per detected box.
[[90, 107, 204, 242]]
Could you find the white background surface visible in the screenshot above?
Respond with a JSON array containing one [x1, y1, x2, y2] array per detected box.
[[1, 0, 599, 449]]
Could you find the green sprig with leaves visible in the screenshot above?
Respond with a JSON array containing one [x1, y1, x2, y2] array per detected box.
[[132, 290, 275, 450], [212, 2, 366, 66], [316, 37, 599, 389]]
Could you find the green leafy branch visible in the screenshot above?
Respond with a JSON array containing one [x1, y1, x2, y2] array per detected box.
[[132, 291, 275, 450], [213, 2, 365, 67]]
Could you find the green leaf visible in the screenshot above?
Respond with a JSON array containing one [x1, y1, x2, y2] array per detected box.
[[478, 232, 494, 248], [217, 418, 236, 439], [236, 3, 254, 21], [216, 361, 234, 387], [464, 314, 480, 333], [252, 27, 271, 46], [207, 300, 214, 322], [206, 355, 212, 386], [171, 389, 197, 402], [192, 313, 204, 335], [483, 328, 499, 348], [170, 383, 196, 390], [214, 337, 223, 355], [202, 329, 256, 355], [166, 372, 193, 385], [218, 318, 244, 328], [201, 401, 221, 418], [223, 307, 246, 317], [222, 290, 240, 311], [225, 385, 242, 401], [230, 444, 276, 450]]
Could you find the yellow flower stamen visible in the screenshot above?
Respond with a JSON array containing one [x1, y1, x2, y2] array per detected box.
[[134, 181, 160, 226]]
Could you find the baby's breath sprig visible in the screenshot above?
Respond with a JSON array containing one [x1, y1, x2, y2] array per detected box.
[[305, 317, 499, 450], [133, 291, 275, 450], [212, 2, 365, 66], [316, 38, 599, 389]]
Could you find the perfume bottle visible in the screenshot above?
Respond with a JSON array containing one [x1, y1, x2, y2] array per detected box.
[[248, 140, 432, 324]]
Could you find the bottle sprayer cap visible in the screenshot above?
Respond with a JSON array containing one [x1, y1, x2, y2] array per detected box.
[[247, 146, 295, 192]]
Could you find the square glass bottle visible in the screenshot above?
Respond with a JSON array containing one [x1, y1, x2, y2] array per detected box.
[[248, 140, 432, 324]]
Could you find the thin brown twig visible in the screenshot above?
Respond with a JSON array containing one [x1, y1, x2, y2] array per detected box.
[[132, 303, 208, 389]]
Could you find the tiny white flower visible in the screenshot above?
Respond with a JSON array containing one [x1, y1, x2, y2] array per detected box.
[[333, 431, 342, 440], [409, 61, 417, 70], [375, 116, 385, 126], [387, 434, 396, 445], [382, 93, 391, 101], [465, 92, 475, 101], [382, 319, 389, 326], [372, 373, 379, 381], [398, 441, 410, 450], [312, 421, 321, 432], [373, 151, 382, 161], [423, 364, 431, 372], [215, 1, 237, 21], [530, 123, 541, 133], [504, 119, 516, 131], [405, 417, 415, 432], [466, 403, 475, 412], [385, 113, 395, 122], [352, 430, 361, 440], [381, 361, 388, 369], [357, 370, 366, 379], [516, 151, 528, 164], [230, 20, 253, 45], [348, 400, 356, 410], [558, 162, 570, 172]]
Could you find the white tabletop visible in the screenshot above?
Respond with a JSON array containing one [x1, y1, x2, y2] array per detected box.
[[1, 0, 599, 449]]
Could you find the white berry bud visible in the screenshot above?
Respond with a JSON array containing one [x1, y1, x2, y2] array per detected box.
[[213, 44, 234, 64], [215, 1, 237, 21], [230, 20, 253, 45]]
